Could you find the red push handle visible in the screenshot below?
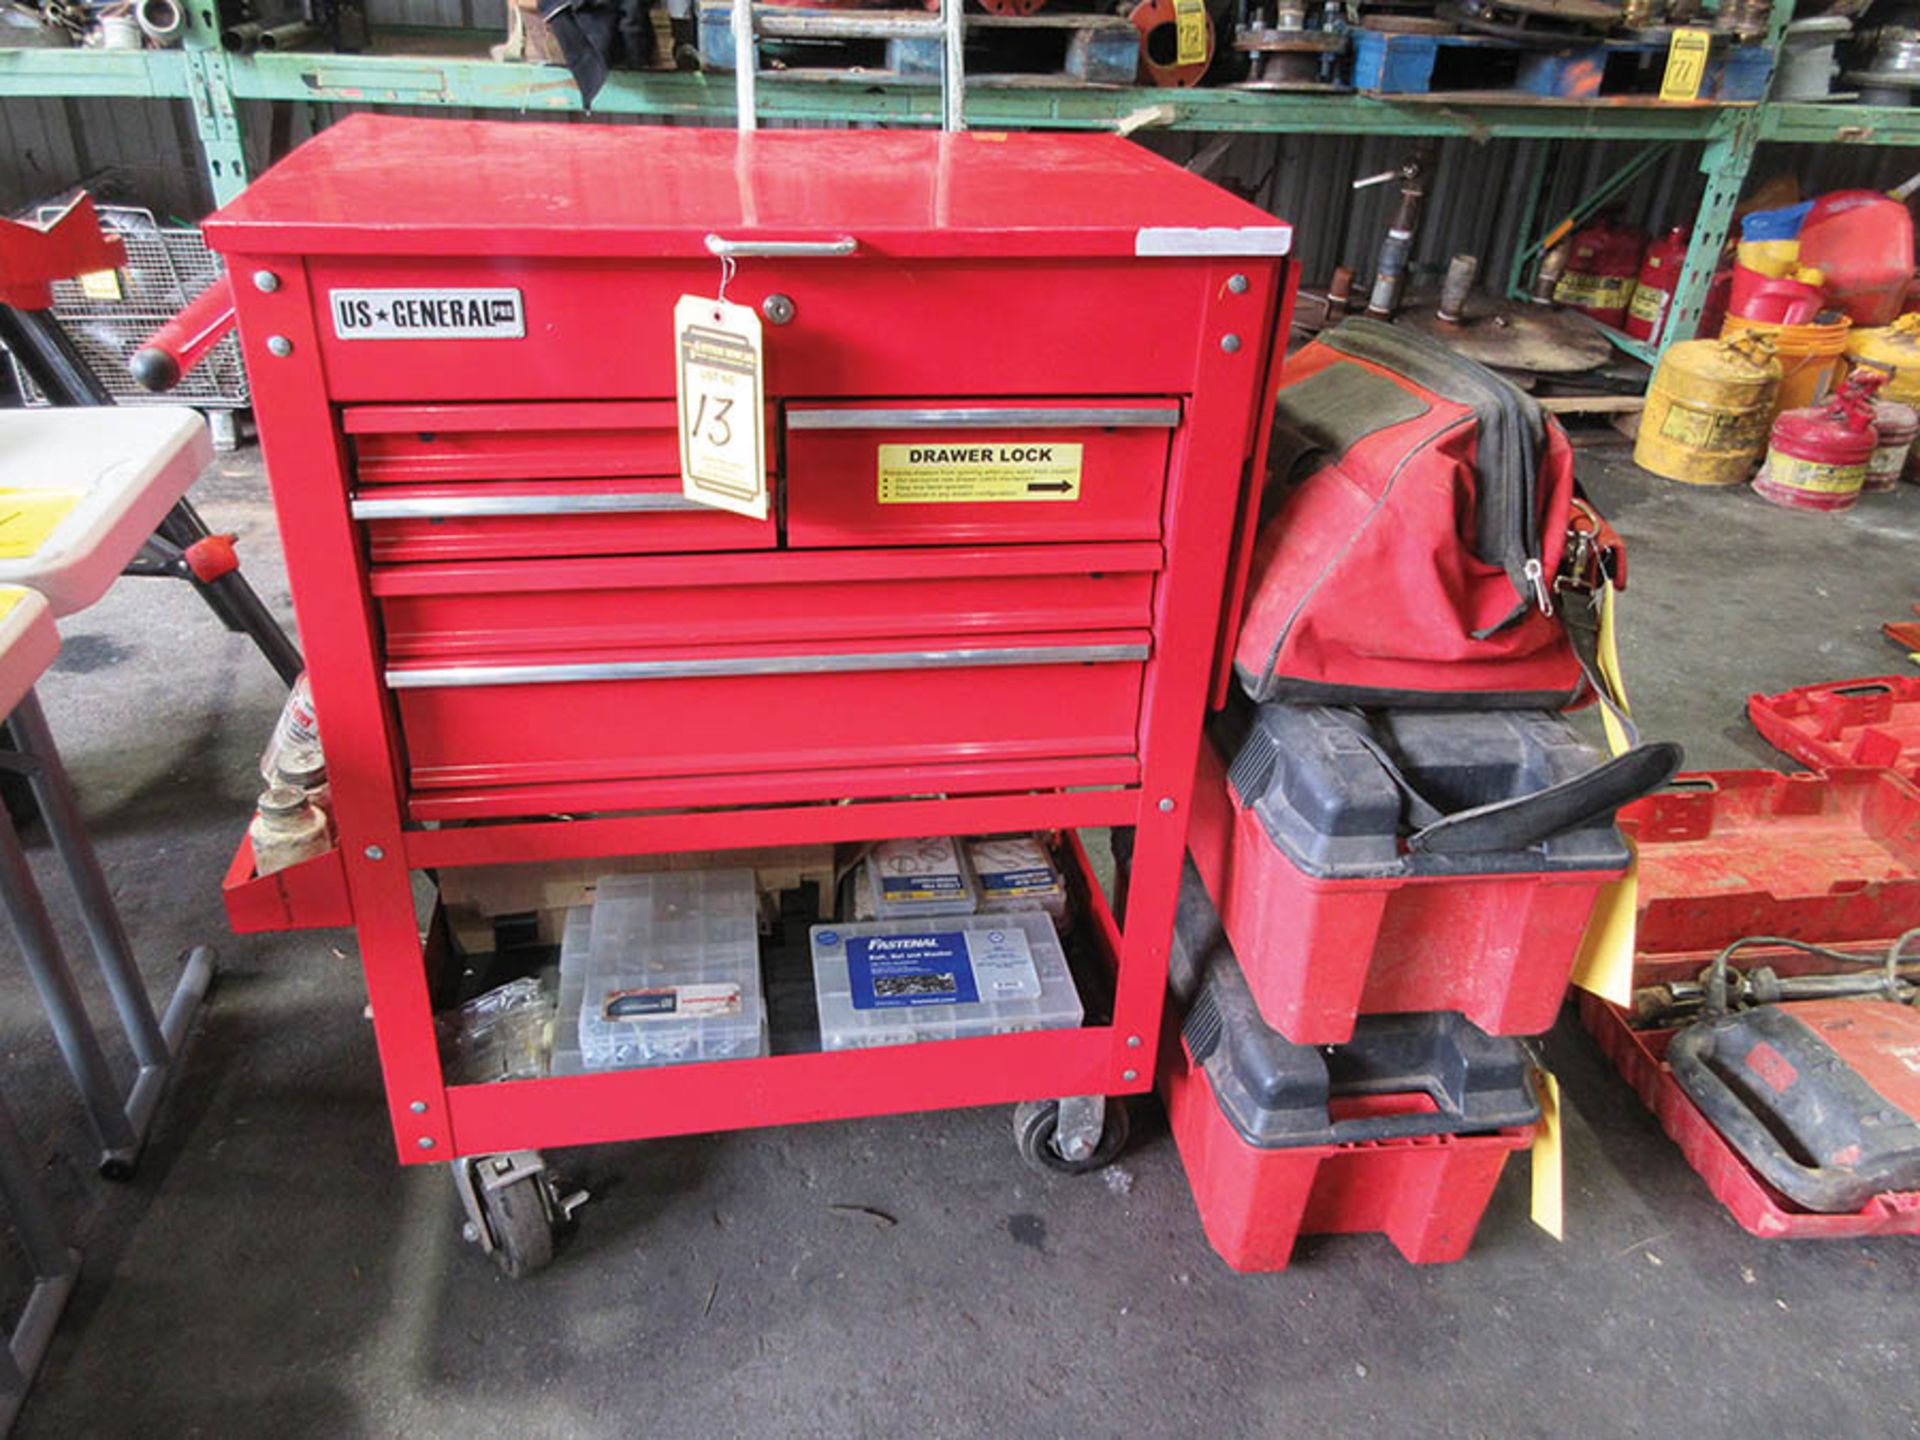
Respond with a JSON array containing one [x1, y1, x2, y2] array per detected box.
[[130, 273, 236, 393]]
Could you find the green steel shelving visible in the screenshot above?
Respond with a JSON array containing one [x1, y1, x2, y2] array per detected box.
[[2, 10, 1918, 350]]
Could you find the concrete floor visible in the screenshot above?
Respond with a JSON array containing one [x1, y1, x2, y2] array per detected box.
[[5, 438, 1920, 1438]]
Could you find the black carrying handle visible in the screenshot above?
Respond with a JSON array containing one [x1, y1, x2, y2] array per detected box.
[[1408, 741, 1683, 856], [1666, 1021, 1881, 1213], [1330, 710, 1681, 857]]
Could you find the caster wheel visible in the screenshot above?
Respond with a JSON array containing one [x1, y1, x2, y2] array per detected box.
[[1014, 1097, 1130, 1176], [479, 1171, 557, 1279]]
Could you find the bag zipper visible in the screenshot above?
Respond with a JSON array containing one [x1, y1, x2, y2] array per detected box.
[[1323, 319, 1548, 629]]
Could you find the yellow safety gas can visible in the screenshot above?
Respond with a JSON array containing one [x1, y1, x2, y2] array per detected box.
[[1636, 332, 1782, 486], [1845, 314, 1920, 408]]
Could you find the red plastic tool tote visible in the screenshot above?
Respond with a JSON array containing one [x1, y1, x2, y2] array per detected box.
[[1188, 704, 1636, 1044], [1165, 870, 1538, 1272]]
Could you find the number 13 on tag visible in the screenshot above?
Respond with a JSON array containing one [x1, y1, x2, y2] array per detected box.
[[675, 295, 768, 521]]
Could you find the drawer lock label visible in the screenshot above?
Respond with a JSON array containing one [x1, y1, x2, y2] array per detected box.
[[877, 442, 1083, 504], [330, 288, 524, 340]]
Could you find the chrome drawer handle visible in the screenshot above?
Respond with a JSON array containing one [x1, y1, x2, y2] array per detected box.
[[704, 235, 858, 259], [386, 642, 1148, 690], [788, 405, 1180, 431], [352, 492, 705, 520]]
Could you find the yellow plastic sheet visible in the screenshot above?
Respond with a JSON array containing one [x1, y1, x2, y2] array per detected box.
[[0, 489, 84, 560], [1530, 1069, 1564, 1241]]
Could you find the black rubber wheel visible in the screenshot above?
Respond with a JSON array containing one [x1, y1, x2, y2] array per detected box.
[[482, 1172, 556, 1279], [1013, 1098, 1130, 1176]]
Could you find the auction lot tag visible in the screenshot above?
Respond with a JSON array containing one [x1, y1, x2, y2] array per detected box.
[[1660, 28, 1711, 101], [1172, 0, 1206, 65], [675, 295, 767, 521], [1531, 1069, 1564, 1241]]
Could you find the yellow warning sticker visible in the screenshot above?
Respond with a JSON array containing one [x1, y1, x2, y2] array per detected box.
[[1657, 402, 1768, 451], [0, 489, 84, 560], [1765, 453, 1866, 495], [877, 442, 1083, 504], [1552, 272, 1637, 310]]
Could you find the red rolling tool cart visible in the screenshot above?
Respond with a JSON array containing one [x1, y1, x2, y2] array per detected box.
[[189, 116, 1294, 1269]]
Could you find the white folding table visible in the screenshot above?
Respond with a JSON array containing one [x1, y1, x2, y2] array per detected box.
[[0, 407, 216, 1176]]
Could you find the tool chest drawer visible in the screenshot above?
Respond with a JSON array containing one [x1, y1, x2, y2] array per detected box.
[[345, 400, 774, 558], [376, 545, 1162, 660], [386, 629, 1151, 794], [305, 258, 1214, 403], [355, 479, 762, 562], [785, 400, 1178, 547]]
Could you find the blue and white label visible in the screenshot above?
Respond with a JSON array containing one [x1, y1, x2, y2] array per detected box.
[[879, 873, 966, 902], [847, 928, 1039, 1010], [977, 866, 1059, 897], [968, 927, 1042, 1000]]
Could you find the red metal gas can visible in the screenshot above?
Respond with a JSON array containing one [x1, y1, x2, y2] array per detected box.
[[1624, 226, 1690, 343], [1753, 372, 1884, 512], [1553, 218, 1646, 329]]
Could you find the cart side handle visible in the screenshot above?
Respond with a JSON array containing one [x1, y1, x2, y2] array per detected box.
[[130, 274, 236, 393]]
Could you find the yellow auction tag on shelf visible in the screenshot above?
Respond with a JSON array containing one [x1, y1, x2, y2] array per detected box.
[[1531, 1069, 1565, 1241], [1173, 0, 1207, 67], [674, 295, 767, 522], [1660, 28, 1712, 102], [78, 269, 122, 302]]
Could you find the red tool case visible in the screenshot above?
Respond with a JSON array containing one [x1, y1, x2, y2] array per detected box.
[[1580, 768, 1920, 1238], [205, 116, 1295, 1169], [1747, 675, 1920, 785], [1164, 870, 1537, 1271]]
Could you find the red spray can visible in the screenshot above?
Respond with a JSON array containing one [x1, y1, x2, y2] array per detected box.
[[1553, 218, 1647, 329], [1625, 226, 1691, 344], [1753, 371, 1886, 513]]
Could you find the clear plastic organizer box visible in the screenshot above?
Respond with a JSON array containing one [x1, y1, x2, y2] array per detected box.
[[555, 869, 769, 1073], [865, 836, 978, 920], [965, 834, 1069, 928], [810, 910, 1084, 1052]]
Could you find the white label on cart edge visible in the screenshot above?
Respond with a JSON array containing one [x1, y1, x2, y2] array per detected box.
[[330, 287, 525, 340]]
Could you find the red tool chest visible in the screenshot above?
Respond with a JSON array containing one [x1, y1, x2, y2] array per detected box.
[[207, 116, 1294, 1169]]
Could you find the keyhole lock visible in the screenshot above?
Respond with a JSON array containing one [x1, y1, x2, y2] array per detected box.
[[762, 294, 796, 326]]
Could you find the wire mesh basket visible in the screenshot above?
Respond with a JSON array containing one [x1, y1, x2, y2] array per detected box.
[[7, 204, 250, 410]]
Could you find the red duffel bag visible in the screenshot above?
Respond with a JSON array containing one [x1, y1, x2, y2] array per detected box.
[[1234, 317, 1606, 709]]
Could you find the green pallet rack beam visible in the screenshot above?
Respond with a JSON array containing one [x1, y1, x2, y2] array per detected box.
[[2, 0, 1916, 352]]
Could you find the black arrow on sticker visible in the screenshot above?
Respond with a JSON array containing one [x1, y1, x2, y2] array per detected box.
[[1026, 481, 1074, 493]]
